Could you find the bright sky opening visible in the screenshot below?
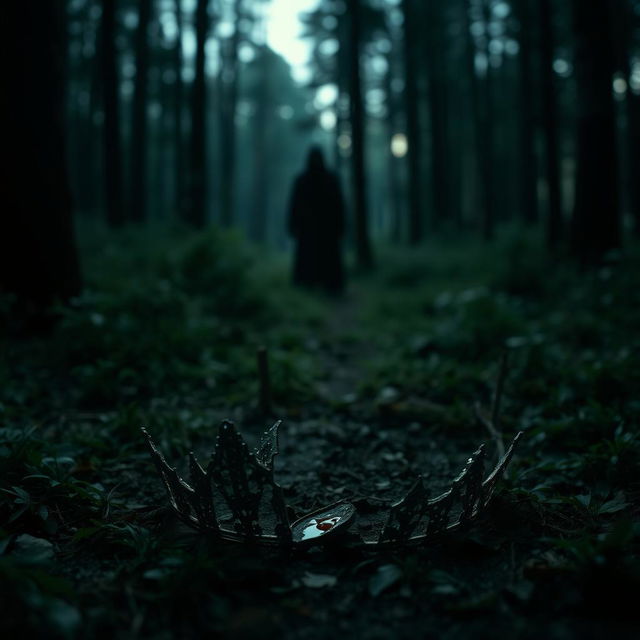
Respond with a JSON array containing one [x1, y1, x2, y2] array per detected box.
[[264, 0, 319, 83]]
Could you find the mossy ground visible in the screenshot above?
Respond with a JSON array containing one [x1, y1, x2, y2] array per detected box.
[[2, 225, 639, 639]]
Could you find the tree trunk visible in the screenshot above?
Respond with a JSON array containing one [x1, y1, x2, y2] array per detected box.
[[401, 0, 422, 245], [571, 0, 620, 264], [540, 0, 562, 252], [384, 42, 404, 243], [250, 46, 271, 244], [615, 0, 640, 236], [478, 0, 496, 241], [425, 0, 450, 230], [463, 0, 493, 240], [100, 0, 125, 227], [514, 0, 538, 225], [219, 0, 242, 228], [172, 0, 185, 218], [186, 0, 209, 228], [2, 1, 81, 320], [130, 0, 152, 223], [627, 53, 640, 237], [347, 0, 373, 269]]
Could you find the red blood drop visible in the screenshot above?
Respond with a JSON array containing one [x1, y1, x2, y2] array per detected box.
[[316, 522, 334, 531]]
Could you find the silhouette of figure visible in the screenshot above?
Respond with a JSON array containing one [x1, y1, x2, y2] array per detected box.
[[288, 147, 345, 293]]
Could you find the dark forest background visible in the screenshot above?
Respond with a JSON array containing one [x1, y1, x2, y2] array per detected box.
[[5, 0, 640, 304], [2, 1, 640, 639]]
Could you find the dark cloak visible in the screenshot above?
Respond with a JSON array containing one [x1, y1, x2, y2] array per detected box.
[[287, 149, 345, 293]]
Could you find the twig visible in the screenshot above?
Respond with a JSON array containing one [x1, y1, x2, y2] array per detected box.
[[257, 346, 272, 416], [475, 351, 509, 460], [474, 402, 505, 460], [491, 350, 509, 430]]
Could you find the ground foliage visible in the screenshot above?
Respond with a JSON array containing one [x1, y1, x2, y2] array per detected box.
[[1, 225, 639, 639]]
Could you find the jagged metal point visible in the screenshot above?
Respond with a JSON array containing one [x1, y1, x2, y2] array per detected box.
[[143, 422, 523, 548]]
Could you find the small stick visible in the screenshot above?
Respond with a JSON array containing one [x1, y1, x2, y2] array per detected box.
[[491, 350, 509, 433], [475, 351, 509, 460], [257, 346, 272, 416], [474, 402, 505, 460]]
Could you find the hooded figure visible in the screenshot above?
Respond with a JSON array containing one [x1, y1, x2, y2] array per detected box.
[[287, 146, 345, 293]]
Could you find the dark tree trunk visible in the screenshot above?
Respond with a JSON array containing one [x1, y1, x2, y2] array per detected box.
[[219, 0, 242, 228], [539, 0, 562, 252], [425, 0, 450, 230], [402, 0, 422, 245], [250, 46, 271, 244], [571, 0, 620, 264], [172, 0, 185, 217], [627, 51, 640, 237], [130, 0, 152, 223], [514, 0, 538, 225], [347, 0, 373, 269], [383, 43, 404, 243], [68, 4, 100, 216], [100, 0, 125, 227], [463, 0, 495, 240], [2, 1, 81, 318], [186, 0, 209, 228], [615, 0, 640, 236], [478, 0, 496, 240]]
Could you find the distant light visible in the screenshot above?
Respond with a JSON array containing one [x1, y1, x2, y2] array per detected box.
[[121, 81, 134, 99], [475, 52, 488, 76], [613, 75, 627, 96], [315, 84, 338, 109], [370, 55, 388, 75], [505, 39, 520, 56], [320, 110, 336, 131], [217, 21, 234, 39], [292, 67, 312, 85], [322, 15, 338, 31], [376, 38, 392, 55], [470, 21, 484, 38], [122, 61, 136, 79], [493, 2, 511, 19], [319, 38, 339, 57], [553, 59, 571, 77], [337, 133, 352, 152], [238, 44, 255, 63], [148, 102, 162, 119], [182, 28, 197, 59], [488, 39, 504, 56], [631, 65, 640, 94], [391, 133, 408, 158], [278, 105, 294, 120], [488, 22, 504, 37], [123, 10, 138, 30]]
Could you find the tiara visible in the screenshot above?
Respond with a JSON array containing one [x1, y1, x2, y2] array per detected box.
[[142, 421, 522, 548]]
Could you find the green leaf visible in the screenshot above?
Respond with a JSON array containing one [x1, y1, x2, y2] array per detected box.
[[12, 534, 55, 565], [597, 492, 628, 515]]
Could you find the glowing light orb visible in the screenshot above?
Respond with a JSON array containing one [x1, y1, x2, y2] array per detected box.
[[391, 133, 408, 158], [337, 133, 352, 151], [613, 76, 628, 95], [320, 110, 337, 131]]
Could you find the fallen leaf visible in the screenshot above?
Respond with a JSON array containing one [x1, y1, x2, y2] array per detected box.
[[301, 572, 337, 588]]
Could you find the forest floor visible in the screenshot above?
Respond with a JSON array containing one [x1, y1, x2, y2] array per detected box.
[[2, 224, 640, 639]]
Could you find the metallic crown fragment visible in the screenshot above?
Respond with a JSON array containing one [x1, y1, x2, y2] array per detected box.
[[143, 421, 522, 548]]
